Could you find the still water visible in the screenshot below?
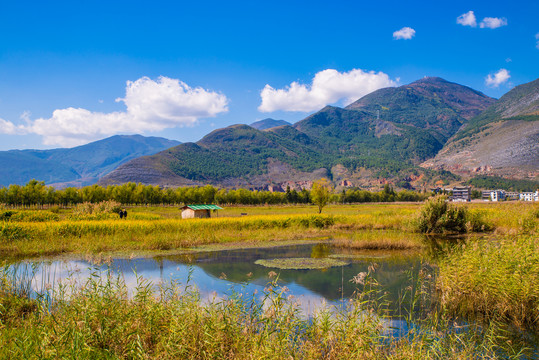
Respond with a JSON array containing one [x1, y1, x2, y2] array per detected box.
[[13, 243, 424, 317]]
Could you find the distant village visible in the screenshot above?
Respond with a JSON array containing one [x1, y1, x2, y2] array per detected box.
[[254, 180, 539, 203], [433, 186, 539, 202]]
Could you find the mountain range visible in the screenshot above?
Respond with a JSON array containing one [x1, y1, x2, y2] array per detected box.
[[100, 77, 507, 189], [0, 135, 180, 187], [4, 76, 538, 190]]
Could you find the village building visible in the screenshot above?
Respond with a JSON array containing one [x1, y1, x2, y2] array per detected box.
[[181, 204, 223, 219], [519, 191, 539, 202], [505, 192, 520, 201], [451, 186, 471, 202], [482, 190, 505, 201]]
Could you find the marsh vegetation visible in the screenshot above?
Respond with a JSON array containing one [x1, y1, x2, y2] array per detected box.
[[0, 200, 538, 358]]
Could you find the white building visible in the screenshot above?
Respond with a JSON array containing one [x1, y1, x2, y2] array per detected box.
[[482, 190, 505, 201], [451, 186, 471, 202], [519, 191, 539, 202]]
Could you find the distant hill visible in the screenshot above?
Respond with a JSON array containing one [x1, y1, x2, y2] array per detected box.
[[100, 77, 496, 189], [250, 118, 291, 130], [0, 135, 181, 187], [422, 77, 539, 179]]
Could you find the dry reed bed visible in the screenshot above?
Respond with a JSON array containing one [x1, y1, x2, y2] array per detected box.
[[0, 270, 525, 359], [333, 230, 425, 250], [0, 202, 536, 259], [437, 235, 539, 332]]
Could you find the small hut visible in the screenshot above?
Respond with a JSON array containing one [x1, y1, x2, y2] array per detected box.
[[181, 204, 223, 219]]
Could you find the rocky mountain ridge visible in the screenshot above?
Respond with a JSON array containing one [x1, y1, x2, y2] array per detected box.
[[422, 78, 539, 179]]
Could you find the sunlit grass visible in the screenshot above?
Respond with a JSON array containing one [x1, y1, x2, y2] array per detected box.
[[437, 234, 539, 331], [0, 265, 529, 359], [0, 202, 535, 260], [333, 230, 425, 250]]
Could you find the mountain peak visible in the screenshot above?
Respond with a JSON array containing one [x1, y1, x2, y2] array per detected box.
[[410, 76, 449, 85], [250, 118, 292, 130]]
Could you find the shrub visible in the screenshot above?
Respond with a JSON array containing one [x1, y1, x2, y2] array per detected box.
[[71, 201, 122, 220], [49, 206, 60, 214], [415, 196, 468, 234]]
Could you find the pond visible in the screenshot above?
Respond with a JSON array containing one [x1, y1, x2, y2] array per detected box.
[[8, 242, 426, 318]]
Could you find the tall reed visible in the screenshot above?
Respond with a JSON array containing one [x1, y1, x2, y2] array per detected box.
[[0, 264, 529, 359], [437, 235, 539, 332]]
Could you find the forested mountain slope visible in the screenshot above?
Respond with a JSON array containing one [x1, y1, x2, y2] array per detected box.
[[100, 78, 496, 188]]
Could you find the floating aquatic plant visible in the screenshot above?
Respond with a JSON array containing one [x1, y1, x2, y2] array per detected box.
[[254, 257, 349, 270]]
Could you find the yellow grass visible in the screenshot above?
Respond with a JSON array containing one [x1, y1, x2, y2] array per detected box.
[[0, 202, 535, 260]]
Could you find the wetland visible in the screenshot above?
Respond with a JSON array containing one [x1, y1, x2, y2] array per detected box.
[[1, 202, 538, 358]]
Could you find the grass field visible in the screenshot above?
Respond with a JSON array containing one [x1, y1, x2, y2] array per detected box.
[[0, 202, 537, 260]]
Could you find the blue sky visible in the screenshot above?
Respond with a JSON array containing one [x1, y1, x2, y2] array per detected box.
[[0, 0, 537, 150]]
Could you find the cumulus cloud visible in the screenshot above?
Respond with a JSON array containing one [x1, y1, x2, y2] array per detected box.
[[258, 69, 397, 113], [0, 118, 25, 135], [457, 11, 477, 27], [536, 33, 539, 49], [479, 17, 508, 29], [0, 76, 228, 147], [485, 69, 510, 88], [393, 27, 416, 40], [457, 11, 507, 29]]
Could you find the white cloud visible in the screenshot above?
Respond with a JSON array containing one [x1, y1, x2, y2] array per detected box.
[[258, 69, 397, 113], [485, 69, 510, 88], [0, 118, 25, 134], [0, 76, 229, 147], [457, 11, 507, 29], [536, 33, 539, 49], [393, 27, 416, 40], [479, 17, 507, 29], [457, 11, 477, 27]]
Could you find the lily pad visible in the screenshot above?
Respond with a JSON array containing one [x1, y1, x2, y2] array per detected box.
[[329, 254, 390, 260], [254, 257, 349, 270]]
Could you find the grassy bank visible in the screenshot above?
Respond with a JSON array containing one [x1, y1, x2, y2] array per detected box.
[[0, 268, 526, 359], [0, 202, 536, 259]]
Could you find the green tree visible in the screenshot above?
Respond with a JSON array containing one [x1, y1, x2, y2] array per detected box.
[[311, 178, 332, 214]]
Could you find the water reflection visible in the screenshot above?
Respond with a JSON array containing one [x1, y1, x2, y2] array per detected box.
[[10, 243, 425, 317]]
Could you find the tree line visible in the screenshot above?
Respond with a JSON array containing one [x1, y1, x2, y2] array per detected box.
[[0, 180, 428, 207]]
